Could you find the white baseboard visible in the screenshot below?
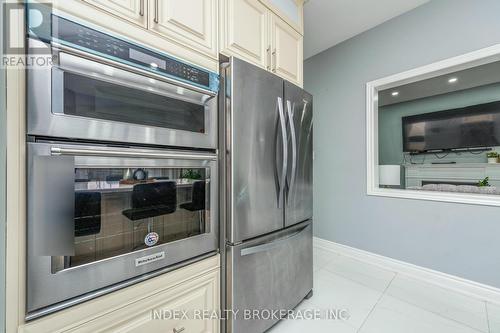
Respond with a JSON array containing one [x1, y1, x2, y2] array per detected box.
[[314, 237, 500, 305]]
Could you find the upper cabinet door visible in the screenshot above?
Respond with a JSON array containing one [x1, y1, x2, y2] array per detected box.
[[220, 0, 270, 69], [263, 0, 303, 34], [271, 14, 303, 86], [148, 0, 218, 59], [82, 0, 148, 28]]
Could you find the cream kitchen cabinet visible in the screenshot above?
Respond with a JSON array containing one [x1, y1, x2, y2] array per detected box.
[[82, 0, 148, 28], [261, 0, 303, 34], [148, 0, 218, 59], [270, 13, 303, 85], [19, 255, 220, 333], [219, 0, 270, 69], [52, 0, 218, 71], [220, 0, 304, 85], [83, 0, 219, 60]]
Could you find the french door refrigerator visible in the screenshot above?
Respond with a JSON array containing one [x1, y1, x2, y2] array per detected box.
[[220, 57, 313, 333]]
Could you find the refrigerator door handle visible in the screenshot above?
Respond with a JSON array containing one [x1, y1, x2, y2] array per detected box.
[[286, 100, 297, 203], [277, 97, 288, 208], [240, 225, 309, 256]]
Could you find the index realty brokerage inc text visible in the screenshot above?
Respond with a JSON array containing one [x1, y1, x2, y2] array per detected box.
[[152, 308, 351, 321]]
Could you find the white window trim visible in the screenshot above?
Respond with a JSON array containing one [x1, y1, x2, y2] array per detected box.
[[366, 43, 500, 207]]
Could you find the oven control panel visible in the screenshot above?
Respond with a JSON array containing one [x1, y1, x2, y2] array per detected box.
[[29, 11, 218, 93]]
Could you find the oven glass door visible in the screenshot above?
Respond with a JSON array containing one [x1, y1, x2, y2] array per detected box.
[[61, 71, 206, 134], [53, 51, 216, 134], [53, 165, 210, 272], [27, 142, 218, 315]]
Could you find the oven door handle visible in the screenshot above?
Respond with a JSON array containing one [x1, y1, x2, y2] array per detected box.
[[50, 147, 217, 161]]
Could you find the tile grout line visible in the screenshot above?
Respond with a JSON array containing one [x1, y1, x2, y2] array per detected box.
[[355, 272, 398, 333], [314, 252, 340, 272], [485, 301, 491, 333], [314, 243, 500, 305], [320, 248, 491, 333], [382, 280, 490, 333]]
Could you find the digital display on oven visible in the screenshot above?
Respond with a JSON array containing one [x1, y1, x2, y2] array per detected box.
[[129, 49, 167, 70], [52, 16, 211, 88]]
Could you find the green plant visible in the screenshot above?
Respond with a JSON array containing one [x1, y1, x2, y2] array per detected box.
[[478, 176, 490, 187], [487, 152, 498, 158], [181, 169, 202, 180]]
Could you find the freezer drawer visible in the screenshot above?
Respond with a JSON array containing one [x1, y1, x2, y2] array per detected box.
[[226, 221, 313, 333]]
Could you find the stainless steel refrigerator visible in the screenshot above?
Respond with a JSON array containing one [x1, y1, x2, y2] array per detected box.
[[220, 57, 313, 333]]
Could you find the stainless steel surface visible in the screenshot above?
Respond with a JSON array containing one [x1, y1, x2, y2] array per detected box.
[[27, 38, 217, 149], [240, 225, 307, 256], [154, 0, 159, 23], [25, 251, 217, 321], [221, 57, 313, 333], [277, 97, 288, 209], [284, 81, 313, 226], [139, 0, 144, 16], [51, 147, 217, 161], [226, 57, 285, 243], [219, 60, 229, 333], [27, 142, 219, 314], [32, 155, 75, 256], [226, 221, 313, 333]]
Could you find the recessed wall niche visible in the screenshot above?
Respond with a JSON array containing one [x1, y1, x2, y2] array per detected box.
[[367, 45, 500, 206]]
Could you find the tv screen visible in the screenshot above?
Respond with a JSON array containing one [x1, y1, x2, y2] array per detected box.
[[402, 100, 500, 153]]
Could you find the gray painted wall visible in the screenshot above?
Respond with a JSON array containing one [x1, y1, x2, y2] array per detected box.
[[305, 0, 500, 287], [379, 83, 500, 165]]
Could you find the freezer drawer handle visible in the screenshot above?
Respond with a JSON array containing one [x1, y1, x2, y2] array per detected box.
[[50, 147, 217, 161], [240, 225, 308, 256]]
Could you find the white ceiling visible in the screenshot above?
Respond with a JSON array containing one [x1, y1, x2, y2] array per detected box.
[[379, 60, 500, 107], [304, 0, 430, 59]]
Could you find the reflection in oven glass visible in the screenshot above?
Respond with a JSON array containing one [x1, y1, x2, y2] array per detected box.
[[63, 72, 206, 133], [52, 167, 208, 273]]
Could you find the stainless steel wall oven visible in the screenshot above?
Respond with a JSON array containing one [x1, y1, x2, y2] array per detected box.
[[26, 11, 219, 319], [28, 14, 218, 149]]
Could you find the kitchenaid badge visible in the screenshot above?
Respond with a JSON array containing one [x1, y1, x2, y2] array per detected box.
[[144, 232, 159, 247]]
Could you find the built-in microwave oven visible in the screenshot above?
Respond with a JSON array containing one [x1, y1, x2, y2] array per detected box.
[[27, 14, 218, 149]]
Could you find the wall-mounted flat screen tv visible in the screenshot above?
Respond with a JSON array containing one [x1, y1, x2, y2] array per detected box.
[[402, 100, 500, 153]]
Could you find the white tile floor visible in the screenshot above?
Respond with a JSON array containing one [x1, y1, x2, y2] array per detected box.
[[269, 247, 500, 333]]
